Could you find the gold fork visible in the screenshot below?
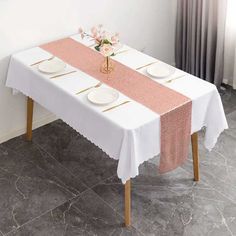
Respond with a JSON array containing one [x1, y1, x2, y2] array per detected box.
[[76, 82, 102, 95], [30, 56, 54, 66], [102, 101, 131, 113], [136, 61, 158, 70]]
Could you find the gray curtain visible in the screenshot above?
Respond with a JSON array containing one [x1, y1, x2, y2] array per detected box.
[[175, 0, 227, 87]]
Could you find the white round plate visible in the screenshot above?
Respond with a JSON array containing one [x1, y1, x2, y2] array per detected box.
[[87, 87, 119, 105], [147, 63, 175, 79], [38, 58, 66, 74]]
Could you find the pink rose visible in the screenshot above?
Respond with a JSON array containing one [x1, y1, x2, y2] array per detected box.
[[100, 44, 114, 57]]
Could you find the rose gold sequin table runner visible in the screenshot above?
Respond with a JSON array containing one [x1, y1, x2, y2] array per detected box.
[[41, 38, 192, 173]]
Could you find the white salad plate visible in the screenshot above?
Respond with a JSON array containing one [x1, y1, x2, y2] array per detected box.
[[38, 58, 66, 74], [87, 87, 119, 105], [147, 63, 175, 79]]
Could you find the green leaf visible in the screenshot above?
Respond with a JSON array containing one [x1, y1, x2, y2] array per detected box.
[[95, 45, 100, 51]]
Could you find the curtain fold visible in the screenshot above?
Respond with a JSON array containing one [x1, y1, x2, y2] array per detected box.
[[176, 0, 227, 87]]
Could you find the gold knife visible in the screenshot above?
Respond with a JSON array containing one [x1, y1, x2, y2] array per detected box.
[[114, 49, 131, 55], [102, 101, 131, 113], [50, 71, 77, 79], [136, 61, 158, 70], [76, 82, 102, 95]]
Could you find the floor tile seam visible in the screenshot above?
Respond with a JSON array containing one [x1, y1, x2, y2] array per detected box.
[[13, 136, 236, 234], [180, 167, 236, 205], [6, 142, 236, 206], [33, 142, 91, 191], [34, 141, 122, 192], [87, 188, 145, 236], [1, 143, 89, 197], [88, 174, 118, 190], [4, 194, 80, 236], [2, 139, 143, 228]]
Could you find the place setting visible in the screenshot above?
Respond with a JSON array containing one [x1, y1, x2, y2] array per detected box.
[[135, 60, 186, 84], [75, 81, 130, 113], [31, 55, 77, 79], [87, 86, 130, 113]]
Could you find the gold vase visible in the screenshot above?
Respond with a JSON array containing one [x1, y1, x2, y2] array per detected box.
[[100, 56, 114, 74]]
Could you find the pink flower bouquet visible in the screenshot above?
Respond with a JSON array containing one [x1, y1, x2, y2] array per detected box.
[[79, 25, 120, 57]]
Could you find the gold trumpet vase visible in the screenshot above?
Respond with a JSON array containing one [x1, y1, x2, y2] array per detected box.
[[100, 56, 114, 74]]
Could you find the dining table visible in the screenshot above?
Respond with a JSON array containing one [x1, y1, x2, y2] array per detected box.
[[5, 33, 228, 227]]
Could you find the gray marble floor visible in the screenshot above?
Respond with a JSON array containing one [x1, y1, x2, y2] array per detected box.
[[0, 87, 236, 236]]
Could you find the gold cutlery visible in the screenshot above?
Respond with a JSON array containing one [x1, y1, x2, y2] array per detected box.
[[114, 49, 131, 55], [163, 75, 186, 83], [76, 82, 102, 95], [50, 70, 77, 79], [102, 101, 131, 113], [135, 61, 158, 70], [30, 56, 54, 66]]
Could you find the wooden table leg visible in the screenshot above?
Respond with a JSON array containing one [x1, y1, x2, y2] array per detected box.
[[125, 179, 131, 227], [26, 97, 34, 141], [191, 132, 199, 181]]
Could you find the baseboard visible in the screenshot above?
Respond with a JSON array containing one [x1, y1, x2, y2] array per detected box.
[[223, 78, 236, 90], [0, 114, 57, 144], [223, 78, 229, 85]]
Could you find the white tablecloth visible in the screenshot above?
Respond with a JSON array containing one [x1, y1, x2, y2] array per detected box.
[[6, 34, 228, 183]]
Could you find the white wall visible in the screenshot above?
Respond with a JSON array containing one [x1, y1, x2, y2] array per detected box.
[[0, 0, 177, 143]]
